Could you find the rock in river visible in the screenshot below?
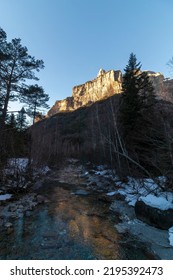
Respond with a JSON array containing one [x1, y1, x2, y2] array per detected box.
[[135, 200, 173, 230], [74, 190, 90, 196]]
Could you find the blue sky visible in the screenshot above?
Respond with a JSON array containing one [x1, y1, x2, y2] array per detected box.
[[0, 0, 173, 111]]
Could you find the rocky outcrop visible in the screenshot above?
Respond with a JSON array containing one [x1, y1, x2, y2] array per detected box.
[[48, 97, 74, 116], [47, 68, 173, 117], [72, 69, 122, 110], [145, 71, 165, 98], [135, 200, 173, 230], [48, 69, 122, 116]]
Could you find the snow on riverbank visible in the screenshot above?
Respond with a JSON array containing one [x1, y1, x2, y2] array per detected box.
[[3, 158, 50, 178], [93, 165, 173, 247], [1, 158, 51, 199], [4, 158, 29, 175]]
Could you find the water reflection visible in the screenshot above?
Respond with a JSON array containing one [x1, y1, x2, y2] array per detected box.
[[0, 184, 154, 259]]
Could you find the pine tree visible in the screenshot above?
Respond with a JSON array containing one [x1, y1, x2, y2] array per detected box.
[[121, 53, 142, 129], [8, 113, 16, 129], [0, 30, 44, 126], [119, 53, 158, 175], [21, 84, 49, 124], [16, 107, 28, 131], [0, 27, 44, 165], [120, 53, 156, 130]]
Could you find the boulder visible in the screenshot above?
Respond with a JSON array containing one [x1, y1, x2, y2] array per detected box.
[[4, 222, 13, 228], [135, 200, 173, 229], [9, 205, 17, 212], [74, 190, 90, 196], [7, 227, 14, 234], [4, 222, 14, 234], [25, 211, 32, 217], [36, 195, 45, 204], [32, 180, 43, 190], [88, 181, 97, 187]]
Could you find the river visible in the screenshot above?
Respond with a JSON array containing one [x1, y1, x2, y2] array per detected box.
[[0, 179, 156, 260]]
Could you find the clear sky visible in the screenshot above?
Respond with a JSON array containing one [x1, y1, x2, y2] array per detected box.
[[0, 0, 173, 111]]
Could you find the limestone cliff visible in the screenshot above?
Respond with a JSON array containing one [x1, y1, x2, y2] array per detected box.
[[48, 97, 74, 116], [48, 69, 122, 116], [47, 68, 173, 117], [72, 69, 122, 110]]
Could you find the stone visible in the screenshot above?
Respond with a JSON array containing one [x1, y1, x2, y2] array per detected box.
[[4, 222, 13, 228], [25, 211, 32, 217], [18, 205, 24, 210], [115, 223, 128, 234], [10, 213, 17, 219], [36, 195, 45, 204], [74, 190, 90, 196], [41, 241, 61, 250], [7, 227, 14, 234], [88, 181, 97, 186], [32, 180, 43, 190], [135, 200, 173, 230], [114, 193, 126, 201], [98, 194, 113, 203], [9, 205, 17, 212]]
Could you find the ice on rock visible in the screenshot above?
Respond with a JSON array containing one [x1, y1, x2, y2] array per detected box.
[[169, 227, 173, 246], [140, 194, 173, 211]]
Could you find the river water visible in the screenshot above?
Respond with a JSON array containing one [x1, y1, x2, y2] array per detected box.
[[0, 183, 156, 260]]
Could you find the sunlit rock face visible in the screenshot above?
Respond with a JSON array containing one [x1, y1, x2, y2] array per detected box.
[[47, 69, 173, 117], [48, 97, 74, 116], [72, 69, 122, 109], [47, 69, 122, 116]]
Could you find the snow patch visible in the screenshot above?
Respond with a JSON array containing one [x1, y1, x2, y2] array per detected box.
[[95, 170, 108, 176], [95, 164, 173, 212], [39, 166, 50, 175], [106, 191, 117, 196], [96, 165, 107, 171], [140, 194, 173, 210], [4, 158, 29, 175], [33, 166, 51, 177], [0, 194, 12, 201]]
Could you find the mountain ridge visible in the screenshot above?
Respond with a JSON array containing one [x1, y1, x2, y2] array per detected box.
[[47, 68, 173, 117]]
